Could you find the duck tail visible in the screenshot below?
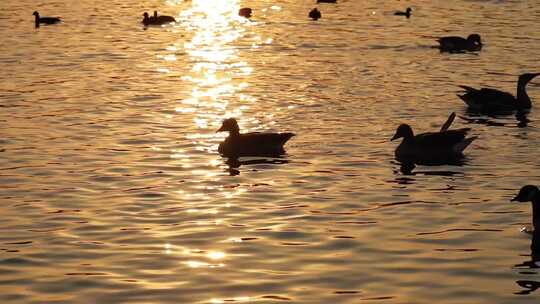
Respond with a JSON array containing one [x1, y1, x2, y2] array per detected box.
[[440, 112, 456, 132], [454, 136, 477, 153]]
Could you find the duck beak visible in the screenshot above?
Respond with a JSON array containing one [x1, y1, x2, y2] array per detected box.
[[510, 196, 518, 202], [533, 73, 540, 79], [390, 133, 399, 141], [216, 125, 225, 133]]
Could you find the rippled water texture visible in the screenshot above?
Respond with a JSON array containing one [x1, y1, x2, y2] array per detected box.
[[1, 0, 540, 303]]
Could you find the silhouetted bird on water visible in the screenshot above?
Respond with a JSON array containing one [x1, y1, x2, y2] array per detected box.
[[239, 8, 252, 18], [391, 115, 476, 164], [437, 34, 482, 53], [309, 8, 322, 20], [512, 185, 540, 231], [141, 12, 175, 26], [216, 118, 295, 158], [33, 11, 61, 28], [458, 72, 540, 112], [394, 7, 412, 18], [317, 0, 337, 3]]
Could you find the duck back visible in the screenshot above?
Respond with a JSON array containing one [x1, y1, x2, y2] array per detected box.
[[219, 132, 294, 157]]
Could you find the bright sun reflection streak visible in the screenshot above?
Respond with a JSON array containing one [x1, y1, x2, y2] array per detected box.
[[178, 0, 251, 123]]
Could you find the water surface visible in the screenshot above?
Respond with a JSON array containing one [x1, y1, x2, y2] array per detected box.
[[1, 0, 540, 303]]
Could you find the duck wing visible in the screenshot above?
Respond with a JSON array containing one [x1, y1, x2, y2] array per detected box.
[[241, 132, 295, 146], [414, 129, 469, 147], [458, 86, 516, 110], [219, 132, 295, 157]]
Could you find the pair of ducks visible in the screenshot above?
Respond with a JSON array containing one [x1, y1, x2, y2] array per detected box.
[[392, 71, 539, 161], [141, 11, 176, 26], [33, 11, 61, 27]]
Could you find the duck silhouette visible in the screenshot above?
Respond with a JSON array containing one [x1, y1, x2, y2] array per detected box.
[[391, 115, 477, 164], [33, 11, 61, 28], [317, 0, 337, 3], [309, 8, 322, 20], [394, 7, 412, 18], [216, 118, 295, 158], [458, 73, 540, 112], [437, 34, 482, 53], [512, 185, 540, 231], [142, 11, 175, 26], [239, 8, 252, 18]]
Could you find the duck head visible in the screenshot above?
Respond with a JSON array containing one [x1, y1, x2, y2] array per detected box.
[[406, 7, 412, 14], [391, 124, 414, 141], [518, 73, 540, 85], [467, 34, 482, 46], [33, 11, 40, 17], [512, 185, 540, 202], [217, 118, 240, 135]]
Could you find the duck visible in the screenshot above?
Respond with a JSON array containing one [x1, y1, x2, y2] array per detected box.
[[511, 185, 540, 230], [33, 11, 61, 28], [437, 34, 482, 53], [309, 8, 322, 20], [239, 7, 252, 18], [391, 117, 477, 164], [142, 12, 175, 26], [216, 118, 295, 157], [394, 7, 412, 18], [458, 73, 540, 112], [317, 0, 337, 3]]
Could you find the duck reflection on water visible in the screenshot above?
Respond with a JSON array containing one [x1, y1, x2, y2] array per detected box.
[[225, 157, 290, 176], [459, 110, 530, 128]]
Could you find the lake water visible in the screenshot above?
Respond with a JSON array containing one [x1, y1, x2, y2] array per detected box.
[[1, 0, 540, 303]]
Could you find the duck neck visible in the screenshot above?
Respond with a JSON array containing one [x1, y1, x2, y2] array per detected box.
[[532, 199, 540, 230], [516, 80, 532, 109], [228, 129, 240, 137], [34, 15, 40, 27]]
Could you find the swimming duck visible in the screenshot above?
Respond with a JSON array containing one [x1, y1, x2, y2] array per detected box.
[[458, 73, 540, 112], [512, 185, 540, 230], [142, 12, 175, 26], [391, 119, 477, 164], [33, 11, 61, 28], [437, 34, 482, 53], [239, 8, 252, 18], [216, 118, 295, 157], [317, 0, 337, 3], [394, 7, 412, 18], [309, 8, 322, 20]]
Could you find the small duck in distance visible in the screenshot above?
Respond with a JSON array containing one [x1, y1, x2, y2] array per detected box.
[[239, 8, 252, 18], [216, 118, 295, 158], [142, 12, 175, 26], [394, 7, 412, 18], [309, 8, 322, 20], [317, 0, 337, 3], [391, 114, 477, 164], [512, 185, 540, 231], [458, 72, 540, 112], [33, 11, 61, 28], [437, 34, 482, 53]]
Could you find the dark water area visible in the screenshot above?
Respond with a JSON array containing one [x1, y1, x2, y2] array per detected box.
[[1, 0, 540, 303]]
